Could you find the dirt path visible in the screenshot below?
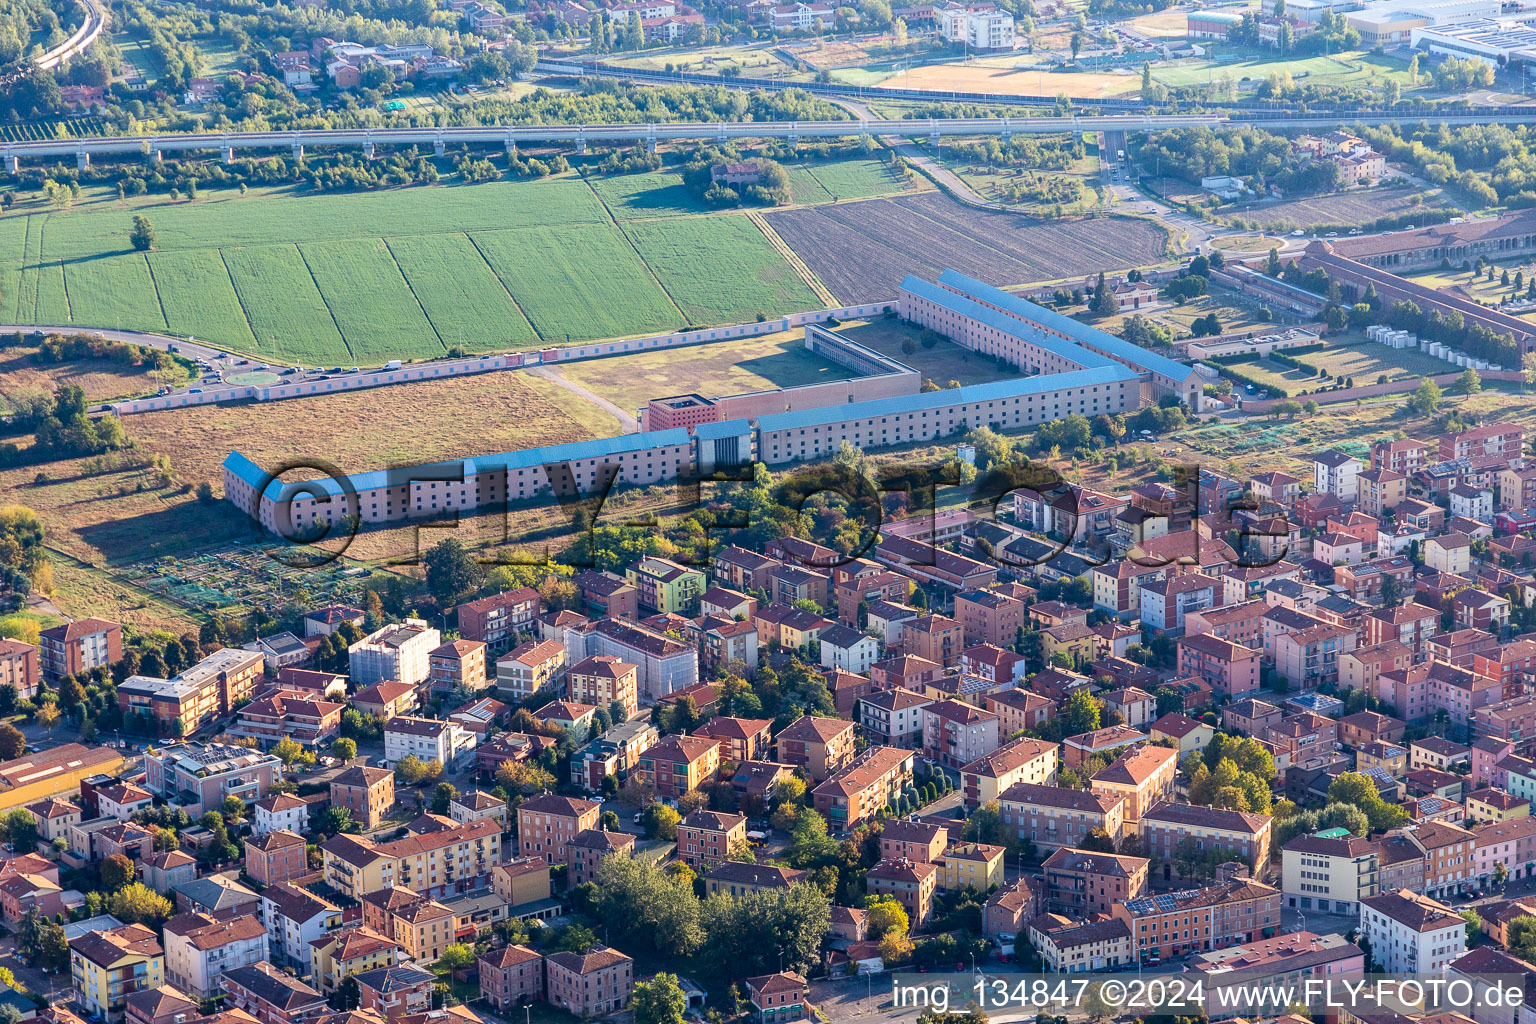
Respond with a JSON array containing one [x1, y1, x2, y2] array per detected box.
[[525, 365, 639, 433]]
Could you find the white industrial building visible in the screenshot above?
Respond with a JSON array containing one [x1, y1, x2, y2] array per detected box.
[[1412, 14, 1536, 66]]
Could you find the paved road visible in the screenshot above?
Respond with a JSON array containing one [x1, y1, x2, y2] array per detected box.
[[526, 365, 640, 432]]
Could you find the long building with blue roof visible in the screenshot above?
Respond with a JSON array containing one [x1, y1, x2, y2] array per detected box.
[[900, 270, 1201, 408], [225, 270, 1187, 535]]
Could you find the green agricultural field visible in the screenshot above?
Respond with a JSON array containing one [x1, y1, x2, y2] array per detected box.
[[787, 166, 834, 204], [299, 239, 442, 362], [385, 234, 538, 352], [0, 166, 915, 360], [64, 254, 169, 333], [148, 250, 259, 347], [33, 180, 611, 259], [471, 223, 684, 343], [585, 172, 709, 219], [220, 244, 350, 363], [798, 158, 907, 201], [623, 217, 820, 325], [35, 261, 69, 323]]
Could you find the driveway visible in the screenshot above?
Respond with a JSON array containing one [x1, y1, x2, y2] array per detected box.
[[525, 365, 639, 433]]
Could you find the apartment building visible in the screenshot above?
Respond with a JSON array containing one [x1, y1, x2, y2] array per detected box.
[[566, 656, 639, 717], [321, 817, 503, 899], [961, 737, 1058, 809], [348, 620, 441, 688], [1359, 889, 1466, 973], [866, 858, 938, 929], [922, 699, 1001, 770], [142, 743, 281, 817], [566, 828, 634, 888], [693, 716, 773, 764], [516, 794, 600, 865], [68, 923, 164, 1022], [455, 588, 539, 651], [954, 589, 1027, 647], [230, 689, 345, 750], [360, 887, 455, 964], [676, 810, 747, 870], [40, 617, 121, 683], [330, 766, 395, 829], [810, 746, 916, 831], [0, 638, 39, 698], [1176, 634, 1261, 698], [1042, 847, 1149, 917], [775, 715, 856, 782], [634, 734, 720, 799], [997, 783, 1125, 854], [545, 946, 632, 1018], [245, 829, 310, 887], [564, 618, 699, 702], [427, 639, 487, 696], [880, 819, 947, 863], [383, 717, 476, 771], [495, 639, 566, 700], [1112, 877, 1282, 961], [478, 945, 544, 1011], [223, 961, 329, 1024], [902, 614, 964, 667], [118, 648, 266, 735], [1139, 803, 1273, 881], [1281, 832, 1380, 915], [354, 964, 435, 1021], [260, 882, 343, 976], [857, 689, 932, 749], [627, 557, 706, 615], [162, 912, 269, 1000], [1089, 744, 1178, 824]]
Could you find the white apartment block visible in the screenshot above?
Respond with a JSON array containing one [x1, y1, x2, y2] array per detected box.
[[1314, 450, 1364, 502], [253, 793, 311, 836], [164, 914, 270, 1000], [1359, 889, 1466, 974], [261, 884, 343, 976], [349, 619, 441, 687], [384, 716, 477, 769], [938, 5, 1015, 49]]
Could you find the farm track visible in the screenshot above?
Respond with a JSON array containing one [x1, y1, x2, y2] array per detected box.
[[745, 210, 837, 306]]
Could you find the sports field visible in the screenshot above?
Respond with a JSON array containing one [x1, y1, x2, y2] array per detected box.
[[0, 159, 913, 364]]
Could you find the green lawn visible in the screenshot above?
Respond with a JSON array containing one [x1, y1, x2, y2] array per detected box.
[[834, 320, 1023, 386], [1223, 339, 1459, 391], [1152, 50, 1419, 90], [623, 217, 820, 325]]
